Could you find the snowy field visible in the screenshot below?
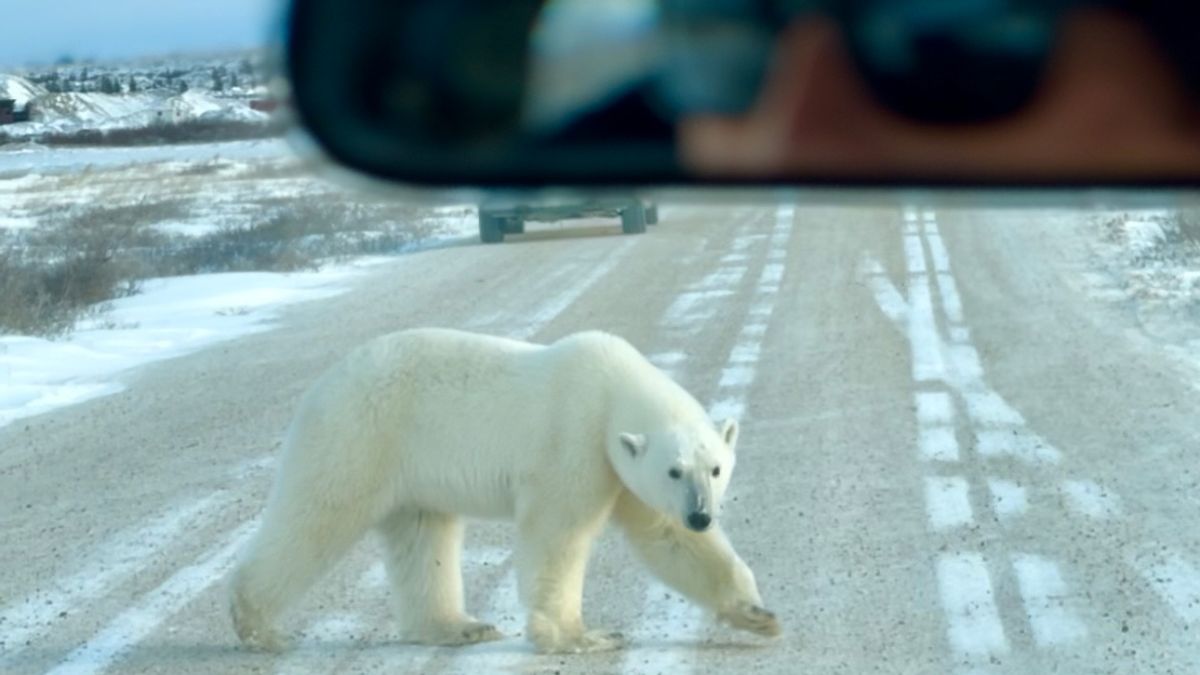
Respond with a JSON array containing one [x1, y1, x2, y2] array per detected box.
[[1076, 204, 1200, 375], [0, 264, 371, 427], [1, 70, 274, 144], [0, 138, 292, 174], [0, 144, 478, 429]]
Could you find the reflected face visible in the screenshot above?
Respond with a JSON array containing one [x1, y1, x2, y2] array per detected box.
[[678, 9, 1200, 180]]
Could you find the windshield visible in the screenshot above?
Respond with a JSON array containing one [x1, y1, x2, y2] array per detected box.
[[2, 4, 1200, 675]]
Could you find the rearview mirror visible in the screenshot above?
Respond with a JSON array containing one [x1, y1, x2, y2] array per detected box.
[[284, 0, 1200, 187]]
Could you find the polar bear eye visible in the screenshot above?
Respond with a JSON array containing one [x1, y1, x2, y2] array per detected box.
[[668, 468, 682, 480], [712, 466, 721, 478]]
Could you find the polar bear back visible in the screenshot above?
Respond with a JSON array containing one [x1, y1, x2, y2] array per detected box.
[[274, 329, 691, 521]]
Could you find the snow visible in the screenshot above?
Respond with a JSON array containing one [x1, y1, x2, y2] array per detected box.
[[1, 85, 270, 142], [33, 92, 160, 126], [0, 132, 483, 430], [420, 205, 480, 236], [151, 220, 225, 237], [0, 185, 479, 430], [0, 264, 372, 429], [0, 215, 37, 231], [1122, 219, 1166, 255], [201, 104, 268, 123], [1080, 208, 1200, 385], [169, 90, 223, 118], [0, 138, 291, 173], [1096, 212, 1199, 308], [0, 74, 45, 107]]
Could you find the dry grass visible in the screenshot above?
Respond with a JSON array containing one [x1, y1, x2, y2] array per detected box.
[[0, 118, 289, 148], [1101, 211, 1200, 266], [153, 199, 440, 275], [1, 243, 138, 337], [0, 201, 192, 335], [1, 193, 445, 337], [1095, 209, 1200, 336], [1176, 212, 1200, 246]]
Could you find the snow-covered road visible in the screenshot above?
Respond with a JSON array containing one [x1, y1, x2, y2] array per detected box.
[[2, 199, 1199, 674]]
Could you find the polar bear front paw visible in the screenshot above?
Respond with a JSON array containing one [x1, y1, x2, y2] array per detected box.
[[575, 629, 625, 653], [719, 601, 781, 638], [235, 626, 288, 653], [531, 627, 624, 654], [446, 620, 505, 645], [404, 619, 504, 646], [230, 594, 288, 652]]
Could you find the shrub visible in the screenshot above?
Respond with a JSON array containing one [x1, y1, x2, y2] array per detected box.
[[0, 118, 289, 149]]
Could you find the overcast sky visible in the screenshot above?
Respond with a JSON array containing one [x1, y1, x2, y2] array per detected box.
[[0, 0, 281, 67]]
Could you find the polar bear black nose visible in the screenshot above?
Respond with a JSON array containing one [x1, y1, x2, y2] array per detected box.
[[687, 512, 711, 531]]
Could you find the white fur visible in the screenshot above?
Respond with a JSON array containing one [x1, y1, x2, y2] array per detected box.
[[228, 328, 778, 654]]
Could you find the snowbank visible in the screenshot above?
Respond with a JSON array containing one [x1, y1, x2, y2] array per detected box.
[[0, 78, 270, 141], [0, 138, 292, 173], [0, 204, 478, 428], [1086, 209, 1200, 379], [32, 92, 160, 126], [0, 74, 44, 107], [0, 265, 366, 429], [1122, 219, 1166, 256]]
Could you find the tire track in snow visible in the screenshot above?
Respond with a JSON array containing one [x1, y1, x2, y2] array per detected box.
[[45, 520, 259, 675], [863, 207, 1097, 671], [0, 454, 273, 667], [1131, 547, 1200, 625], [937, 553, 1008, 658], [1010, 554, 1088, 647], [271, 563, 388, 675], [907, 208, 1200, 658], [0, 494, 221, 659], [507, 239, 637, 341]]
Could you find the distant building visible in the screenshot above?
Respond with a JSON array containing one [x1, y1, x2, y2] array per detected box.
[[0, 98, 32, 125]]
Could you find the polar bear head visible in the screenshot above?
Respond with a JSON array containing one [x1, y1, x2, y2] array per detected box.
[[612, 418, 739, 532]]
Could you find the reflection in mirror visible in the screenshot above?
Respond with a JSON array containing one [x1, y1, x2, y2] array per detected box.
[[286, 0, 1200, 185]]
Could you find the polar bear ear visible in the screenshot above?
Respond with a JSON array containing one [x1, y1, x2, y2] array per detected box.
[[720, 418, 739, 451], [619, 433, 647, 458]]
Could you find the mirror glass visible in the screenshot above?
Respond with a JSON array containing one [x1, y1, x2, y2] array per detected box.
[[285, 0, 1200, 186]]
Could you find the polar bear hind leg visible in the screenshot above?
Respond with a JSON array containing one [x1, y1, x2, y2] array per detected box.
[[515, 499, 622, 654], [230, 484, 380, 651], [377, 508, 502, 645]]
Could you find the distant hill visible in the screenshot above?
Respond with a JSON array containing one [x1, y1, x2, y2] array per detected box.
[[0, 52, 284, 146]]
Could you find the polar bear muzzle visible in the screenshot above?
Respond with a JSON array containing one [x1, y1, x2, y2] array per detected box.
[[685, 483, 713, 532], [686, 512, 712, 532]]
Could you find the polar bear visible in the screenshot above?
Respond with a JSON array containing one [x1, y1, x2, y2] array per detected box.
[[229, 328, 779, 654]]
